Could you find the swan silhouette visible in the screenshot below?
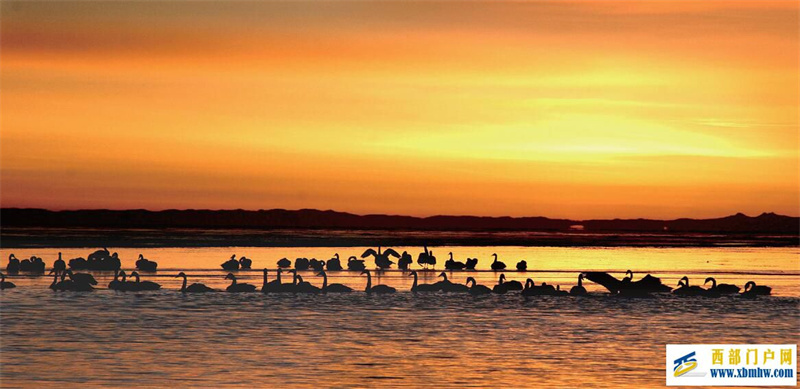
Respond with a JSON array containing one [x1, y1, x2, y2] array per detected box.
[[53, 253, 66, 273], [362, 247, 400, 270], [444, 253, 466, 270], [492, 274, 522, 294], [176, 272, 214, 293], [129, 271, 161, 291], [225, 273, 256, 293], [239, 256, 252, 270], [261, 268, 283, 293], [740, 281, 771, 298], [522, 279, 556, 296], [0, 272, 15, 289], [673, 276, 704, 296], [490, 254, 506, 271], [309, 258, 325, 272], [49, 269, 60, 290], [362, 270, 396, 294], [584, 270, 672, 295], [295, 258, 310, 271], [347, 256, 366, 271], [569, 274, 587, 296], [108, 269, 127, 291], [317, 270, 352, 293], [435, 272, 468, 293], [417, 246, 436, 269], [326, 254, 343, 271], [56, 269, 95, 291], [136, 254, 158, 272], [398, 251, 413, 270], [703, 277, 740, 294], [6, 254, 20, 274], [294, 275, 321, 294], [466, 277, 491, 295], [221, 255, 240, 271], [68, 270, 98, 286], [465, 258, 478, 270], [516, 260, 527, 271], [409, 270, 439, 292], [277, 258, 292, 269]]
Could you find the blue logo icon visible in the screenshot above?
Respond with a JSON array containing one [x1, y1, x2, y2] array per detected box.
[[674, 351, 698, 377]]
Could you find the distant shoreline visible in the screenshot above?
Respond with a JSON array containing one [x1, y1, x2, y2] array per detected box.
[[1, 227, 797, 249]]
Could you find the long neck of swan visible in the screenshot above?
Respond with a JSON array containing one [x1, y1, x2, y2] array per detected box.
[[412, 272, 418, 288], [578, 276, 582, 287], [322, 273, 328, 289], [365, 273, 371, 292], [182, 276, 187, 292], [263, 272, 268, 288], [231, 277, 237, 285]]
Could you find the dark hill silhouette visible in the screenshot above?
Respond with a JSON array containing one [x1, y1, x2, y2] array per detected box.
[[1, 208, 797, 234]]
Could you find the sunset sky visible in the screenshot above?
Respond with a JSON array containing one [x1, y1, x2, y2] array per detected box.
[[1, 1, 798, 219]]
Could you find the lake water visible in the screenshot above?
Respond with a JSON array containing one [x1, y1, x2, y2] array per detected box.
[[1, 246, 799, 387]]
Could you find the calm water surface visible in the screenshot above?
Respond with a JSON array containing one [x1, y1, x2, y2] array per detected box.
[[1, 246, 798, 388]]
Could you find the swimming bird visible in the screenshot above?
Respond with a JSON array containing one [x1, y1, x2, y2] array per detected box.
[[1, 272, 16, 289], [703, 277, 740, 295], [317, 270, 352, 293], [68, 270, 98, 286], [522, 279, 556, 296], [435, 272, 468, 293], [444, 253, 466, 270], [19, 257, 31, 272], [136, 254, 158, 272], [87, 247, 110, 262], [465, 258, 478, 270], [225, 273, 256, 293], [740, 281, 771, 298], [294, 275, 321, 294], [261, 268, 283, 293], [673, 276, 704, 296], [239, 256, 252, 270], [490, 254, 506, 271], [362, 247, 400, 270], [362, 270, 396, 294], [57, 269, 95, 291], [129, 271, 161, 291], [493, 274, 522, 294], [309, 258, 325, 272], [277, 258, 292, 269], [176, 272, 215, 293], [221, 255, 240, 271], [409, 270, 439, 292], [398, 251, 413, 270], [583, 270, 672, 295], [326, 254, 343, 271], [516, 260, 527, 271], [49, 269, 61, 290], [6, 254, 20, 274], [417, 246, 437, 269], [466, 277, 491, 295], [347, 256, 366, 271], [68, 256, 88, 270], [295, 257, 310, 271], [53, 253, 66, 273], [569, 274, 587, 296], [108, 270, 126, 291]]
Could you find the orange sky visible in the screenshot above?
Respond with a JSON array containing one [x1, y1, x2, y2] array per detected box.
[[1, 1, 798, 218]]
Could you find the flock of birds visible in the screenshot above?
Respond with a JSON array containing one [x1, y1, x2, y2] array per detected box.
[[0, 247, 774, 298]]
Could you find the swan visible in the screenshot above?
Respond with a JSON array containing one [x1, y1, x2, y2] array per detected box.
[[19, 257, 31, 272], [6, 254, 20, 274], [261, 268, 283, 293], [55, 269, 94, 291], [417, 246, 436, 269], [49, 269, 60, 290], [53, 253, 66, 272], [569, 274, 587, 296], [444, 253, 466, 270], [326, 254, 343, 271], [225, 273, 256, 293], [673, 276, 704, 296], [108, 269, 126, 291], [703, 277, 740, 294], [277, 257, 292, 269], [1, 272, 16, 289], [347, 256, 366, 271], [398, 251, 413, 270], [362, 270, 396, 294], [221, 255, 240, 271], [129, 271, 161, 291], [409, 270, 439, 292], [135, 254, 158, 272], [309, 259, 325, 272], [88, 247, 110, 262], [516, 260, 527, 271], [584, 270, 672, 295], [740, 281, 771, 298], [294, 275, 321, 294], [465, 258, 478, 270], [362, 247, 400, 270], [490, 253, 506, 271], [492, 274, 522, 294], [522, 279, 556, 296], [317, 270, 352, 293], [68, 270, 98, 286], [176, 272, 214, 293], [239, 256, 252, 270], [435, 272, 468, 293], [466, 277, 491, 295], [30, 256, 46, 274], [555, 285, 569, 296], [295, 257, 310, 271]]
